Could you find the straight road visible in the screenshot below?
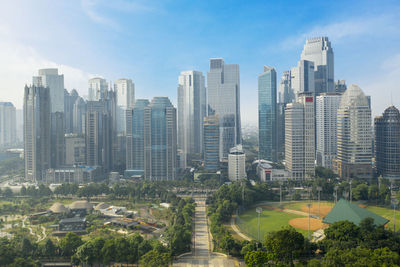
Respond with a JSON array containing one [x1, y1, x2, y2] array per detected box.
[[174, 197, 239, 267]]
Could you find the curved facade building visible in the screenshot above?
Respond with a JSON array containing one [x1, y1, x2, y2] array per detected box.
[[375, 105, 400, 178], [334, 84, 372, 179]]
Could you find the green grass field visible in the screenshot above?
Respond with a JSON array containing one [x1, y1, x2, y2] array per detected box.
[[237, 208, 308, 239]]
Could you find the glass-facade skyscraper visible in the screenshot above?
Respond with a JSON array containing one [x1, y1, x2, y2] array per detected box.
[[258, 66, 277, 161], [207, 58, 241, 160], [203, 115, 220, 171]]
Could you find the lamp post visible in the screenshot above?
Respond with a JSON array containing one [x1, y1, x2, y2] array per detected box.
[[334, 186, 339, 204], [393, 199, 399, 233], [256, 207, 262, 246], [317, 186, 322, 218], [306, 203, 311, 240], [349, 180, 352, 203], [279, 181, 283, 205]]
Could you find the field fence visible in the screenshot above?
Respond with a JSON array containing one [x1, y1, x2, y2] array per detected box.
[[235, 208, 258, 240]]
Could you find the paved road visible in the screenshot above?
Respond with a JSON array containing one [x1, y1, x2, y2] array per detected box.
[[174, 197, 239, 267]]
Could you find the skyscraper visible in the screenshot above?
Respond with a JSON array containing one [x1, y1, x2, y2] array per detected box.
[[278, 70, 294, 104], [114, 78, 135, 133], [258, 66, 277, 161], [88, 77, 108, 101], [228, 145, 246, 181], [177, 70, 206, 168], [375, 105, 400, 178], [64, 89, 79, 133], [24, 85, 51, 182], [0, 102, 16, 147], [316, 93, 341, 169], [126, 99, 150, 173], [285, 93, 315, 179], [207, 58, 241, 160], [334, 85, 372, 179], [291, 60, 315, 100], [33, 68, 65, 168], [143, 97, 177, 180], [73, 97, 87, 134], [203, 115, 220, 172], [300, 37, 334, 94]]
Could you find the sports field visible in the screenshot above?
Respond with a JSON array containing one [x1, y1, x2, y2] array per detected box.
[[236, 201, 397, 240]]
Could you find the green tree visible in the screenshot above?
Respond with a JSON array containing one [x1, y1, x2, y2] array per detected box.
[[3, 187, 13, 197], [139, 250, 171, 267], [323, 247, 400, 266], [244, 251, 269, 267], [43, 239, 56, 258], [353, 184, 369, 200], [324, 220, 360, 242], [59, 232, 83, 257]]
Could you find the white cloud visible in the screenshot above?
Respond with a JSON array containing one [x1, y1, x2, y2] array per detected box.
[[0, 27, 93, 109]]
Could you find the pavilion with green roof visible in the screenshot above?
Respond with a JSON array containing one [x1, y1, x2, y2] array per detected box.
[[323, 199, 389, 226]]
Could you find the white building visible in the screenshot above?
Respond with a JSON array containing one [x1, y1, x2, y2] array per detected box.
[[0, 102, 16, 147], [88, 77, 108, 101], [177, 70, 206, 168], [256, 160, 290, 182], [33, 68, 64, 113], [207, 58, 241, 160], [228, 145, 246, 181], [285, 93, 315, 180], [300, 37, 334, 94], [114, 78, 135, 133], [316, 93, 341, 169]]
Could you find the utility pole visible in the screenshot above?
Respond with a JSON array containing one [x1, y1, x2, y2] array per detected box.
[[349, 180, 352, 203], [306, 203, 311, 240], [393, 199, 399, 233], [334, 186, 338, 204], [279, 181, 283, 204], [256, 207, 262, 246], [317, 186, 322, 218]]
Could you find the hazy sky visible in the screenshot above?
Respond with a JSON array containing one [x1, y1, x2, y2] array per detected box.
[[1, 0, 400, 124]]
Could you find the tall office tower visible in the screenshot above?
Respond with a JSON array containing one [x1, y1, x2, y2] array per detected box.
[[16, 109, 23, 143], [276, 103, 285, 160], [24, 86, 51, 182], [228, 145, 246, 181], [334, 85, 372, 179], [291, 60, 315, 100], [300, 37, 334, 94], [207, 58, 241, 160], [177, 70, 206, 168], [126, 99, 150, 173], [375, 105, 400, 178], [88, 77, 108, 101], [114, 78, 135, 133], [65, 134, 86, 166], [334, 80, 347, 93], [64, 89, 79, 133], [278, 70, 295, 104], [285, 93, 315, 180], [316, 93, 341, 169], [0, 102, 16, 147], [85, 91, 116, 173], [258, 66, 277, 161], [73, 97, 87, 134], [203, 115, 220, 171], [33, 68, 65, 168], [143, 97, 177, 180]]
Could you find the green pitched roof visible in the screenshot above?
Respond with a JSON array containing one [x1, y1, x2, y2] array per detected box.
[[323, 199, 389, 226]]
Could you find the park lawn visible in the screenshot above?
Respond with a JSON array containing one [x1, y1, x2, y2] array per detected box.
[[365, 205, 395, 230], [238, 208, 309, 239]]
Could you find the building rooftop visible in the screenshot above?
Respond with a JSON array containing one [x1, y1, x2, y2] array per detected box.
[[49, 202, 68, 214]]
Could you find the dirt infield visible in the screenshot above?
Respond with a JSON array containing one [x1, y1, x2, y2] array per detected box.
[[289, 218, 328, 230], [261, 206, 282, 211], [301, 204, 332, 217]]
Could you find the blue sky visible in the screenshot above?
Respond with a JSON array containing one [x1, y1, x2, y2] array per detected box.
[[1, 0, 400, 124]]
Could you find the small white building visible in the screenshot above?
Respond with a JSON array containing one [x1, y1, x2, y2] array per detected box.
[[257, 160, 290, 182], [228, 145, 246, 181]]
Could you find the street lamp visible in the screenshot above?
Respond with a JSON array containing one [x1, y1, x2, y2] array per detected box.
[[349, 180, 352, 203], [279, 181, 283, 205], [392, 199, 399, 233], [334, 186, 339, 204], [317, 186, 322, 218], [256, 207, 262, 244], [306, 203, 312, 240]]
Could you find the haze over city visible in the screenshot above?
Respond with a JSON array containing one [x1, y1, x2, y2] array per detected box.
[[1, 0, 400, 123]]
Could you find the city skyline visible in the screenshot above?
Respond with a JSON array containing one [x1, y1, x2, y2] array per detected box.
[[1, 1, 400, 124]]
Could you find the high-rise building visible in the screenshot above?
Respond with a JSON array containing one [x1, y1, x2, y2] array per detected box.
[[126, 99, 150, 173], [276, 103, 286, 160], [88, 77, 108, 101], [375, 105, 400, 179], [33, 68, 65, 168], [334, 85, 372, 179], [203, 115, 220, 172], [285, 93, 315, 179], [65, 134, 86, 166], [258, 66, 277, 161], [24, 85, 51, 182], [334, 80, 347, 93], [291, 60, 315, 100], [316, 93, 341, 169], [73, 97, 87, 134], [278, 70, 294, 104], [114, 78, 135, 133], [177, 70, 206, 168], [207, 58, 241, 160], [0, 102, 16, 147], [64, 89, 79, 133], [300, 37, 334, 94], [228, 145, 246, 181]]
